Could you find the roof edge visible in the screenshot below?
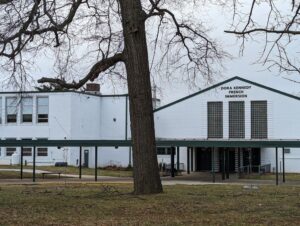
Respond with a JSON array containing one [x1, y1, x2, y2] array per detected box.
[[0, 90, 128, 98], [154, 76, 300, 112]]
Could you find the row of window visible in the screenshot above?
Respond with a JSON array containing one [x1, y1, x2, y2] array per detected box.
[[4, 147, 48, 157], [208, 101, 268, 139], [0, 96, 49, 124], [0, 138, 48, 157]]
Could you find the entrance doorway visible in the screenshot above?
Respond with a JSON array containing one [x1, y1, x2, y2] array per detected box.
[[84, 149, 89, 167], [242, 148, 261, 172], [219, 148, 236, 172], [195, 148, 212, 171]]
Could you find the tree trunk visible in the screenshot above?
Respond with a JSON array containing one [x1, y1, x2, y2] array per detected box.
[[119, 0, 163, 194]]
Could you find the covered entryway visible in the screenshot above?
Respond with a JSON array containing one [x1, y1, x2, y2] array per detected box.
[[219, 148, 236, 172], [195, 148, 212, 171], [242, 148, 261, 172]]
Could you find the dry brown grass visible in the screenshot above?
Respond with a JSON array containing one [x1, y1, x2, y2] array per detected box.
[[0, 183, 299, 225]]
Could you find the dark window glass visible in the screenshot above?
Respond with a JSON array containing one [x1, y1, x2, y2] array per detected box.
[[6, 97, 17, 123], [6, 147, 16, 156], [251, 101, 268, 139], [22, 147, 32, 156], [37, 138, 48, 157], [6, 138, 16, 156], [37, 97, 48, 123], [157, 147, 172, 155], [38, 114, 48, 123], [229, 101, 245, 138], [22, 139, 32, 156], [207, 102, 223, 138], [37, 148, 48, 156], [21, 97, 33, 123]]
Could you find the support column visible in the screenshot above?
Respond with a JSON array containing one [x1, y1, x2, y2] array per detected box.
[[79, 146, 82, 179], [212, 147, 215, 183], [187, 147, 190, 174], [171, 147, 175, 177], [33, 146, 36, 182], [222, 149, 225, 180], [226, 149, 230, 179], [176, 146, 180, 172], [191, 148, 194, 172], [282, 147, 285, 183], [237, 148, 241, 178], [95, 146, 98, 182], [20, 146, 23, 180], [276, 147, 278, 186]]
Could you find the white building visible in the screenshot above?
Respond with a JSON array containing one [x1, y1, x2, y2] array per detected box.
[[1, 76, 300, 173]]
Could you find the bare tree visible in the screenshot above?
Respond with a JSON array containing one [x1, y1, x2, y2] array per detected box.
[[225, 0, 300, 74], [0, 0, 226, 194]]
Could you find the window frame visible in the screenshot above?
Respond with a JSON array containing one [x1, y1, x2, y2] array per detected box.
[[21, 97, 33, 123], [207, 101, 223, 139], [251, 100, 268, 139], [37, 138, 48, 157], [157, 147, 172, 155], [229, 101, 245, 139], [6, 97, 18, 124], [37, 96, 49, 123], [5, 138, 17, 156], [21, 138, 32, 156]]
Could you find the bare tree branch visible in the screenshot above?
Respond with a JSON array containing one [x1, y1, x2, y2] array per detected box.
[[0, 0, 13, 4], [38, 52, 124, 89], [225, 0, 300, 74]]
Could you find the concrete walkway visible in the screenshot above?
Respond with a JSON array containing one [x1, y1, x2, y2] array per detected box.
[[1, 169, 299, 186]]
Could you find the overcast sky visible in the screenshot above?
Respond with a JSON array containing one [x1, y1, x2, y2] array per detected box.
[[1, 1, 300, 105]]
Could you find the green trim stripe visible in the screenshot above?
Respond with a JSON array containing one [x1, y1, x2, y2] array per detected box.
[[1, 139, 300, 147], [154, 76, 300, 112]]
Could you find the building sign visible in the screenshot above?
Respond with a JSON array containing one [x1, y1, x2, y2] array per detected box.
[[220, 85, 251, 98]]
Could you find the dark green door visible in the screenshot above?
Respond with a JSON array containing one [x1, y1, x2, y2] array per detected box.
[[243, 148, 261, 172], [196, 148, 212, 171], [84, 150, 89, 167]]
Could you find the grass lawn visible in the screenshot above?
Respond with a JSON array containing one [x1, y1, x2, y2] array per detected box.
[[0, 165, 133, 178], [240, 173, 300, 181], [0, 183, 299, 225], [0, 171, 62, 179]]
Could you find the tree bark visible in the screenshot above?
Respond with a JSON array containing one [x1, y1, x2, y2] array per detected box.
[[119, 0, 163, 194]]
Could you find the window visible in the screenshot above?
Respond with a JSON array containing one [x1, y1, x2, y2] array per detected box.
[[37, 138, 48, 156], [6, 138, 16, 156], [207, 102, 223, 138], [37, 148, 48, 156], [284, 148, 291, 154], [22, 139, 32, 156], [6, 97, 18, 123], [21, 97, 33, 123], [229, 101, 245, 138], [0, 97, 2, 124], [37, 97, 49, 123], [157, 147, 172, 155], [251, 101, 268, 139]]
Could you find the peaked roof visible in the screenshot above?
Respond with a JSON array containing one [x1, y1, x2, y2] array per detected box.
[[154, 76, 300, 112]]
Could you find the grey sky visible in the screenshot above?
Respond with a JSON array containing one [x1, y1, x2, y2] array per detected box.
[[1, 1, 300, 105]]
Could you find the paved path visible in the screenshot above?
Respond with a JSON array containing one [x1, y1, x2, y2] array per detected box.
[[1, 169, 299, 186], [0, 168, 49, 173]]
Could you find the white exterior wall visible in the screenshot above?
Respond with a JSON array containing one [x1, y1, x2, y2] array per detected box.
[[155, 78, 300, 172], [97, 96, 131, 168], [0, 93, 73, 165], [1, 77, 300, 172], [0, 92, 131, 168]]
